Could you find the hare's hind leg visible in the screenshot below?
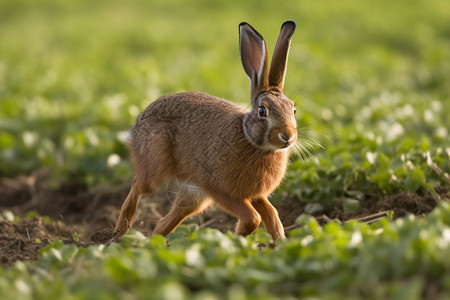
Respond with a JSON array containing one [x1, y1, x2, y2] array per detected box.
[[115, 131, 175, 237], [114, 177, 149, 237], [153, 193, 212, 236], [252, 197, 285, 239]]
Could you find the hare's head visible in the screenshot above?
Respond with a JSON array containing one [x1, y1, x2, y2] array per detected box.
[[240, 21, 297, 152]]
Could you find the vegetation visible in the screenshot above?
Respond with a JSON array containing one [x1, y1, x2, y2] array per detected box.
[[0, 0, 449, 298], [1, 205, 450, 299]]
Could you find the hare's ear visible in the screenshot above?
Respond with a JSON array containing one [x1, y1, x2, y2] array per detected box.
[[239, 22, 269, 100], [268, 21, 296, 91]]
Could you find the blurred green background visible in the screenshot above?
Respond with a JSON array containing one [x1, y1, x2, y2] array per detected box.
[[0, 0, 449, 208]]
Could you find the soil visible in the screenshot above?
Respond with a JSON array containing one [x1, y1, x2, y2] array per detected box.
[[1, 170, 449, 267]]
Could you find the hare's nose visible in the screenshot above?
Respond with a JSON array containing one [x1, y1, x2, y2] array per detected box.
[[278, 132, 295, 143], [279, 133, 289, 142]]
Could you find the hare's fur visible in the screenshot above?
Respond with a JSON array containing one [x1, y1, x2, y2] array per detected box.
[[115, 21, 297, 239]]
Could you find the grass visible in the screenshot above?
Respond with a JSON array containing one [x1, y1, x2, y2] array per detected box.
[[1, 0, 448, 194], [2, 204, 450, 299]]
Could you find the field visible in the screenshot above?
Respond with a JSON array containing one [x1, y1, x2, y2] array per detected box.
[[1, 0, 450, 298]]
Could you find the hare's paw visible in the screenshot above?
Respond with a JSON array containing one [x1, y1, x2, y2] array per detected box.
[[114, 218, 131, 237]]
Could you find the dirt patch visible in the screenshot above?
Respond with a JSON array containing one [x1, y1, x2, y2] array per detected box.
[[1, 171, 448, 267], [327, 187, 444, 221], [279, 186, 449, 227], [0, 218, 78, 266]]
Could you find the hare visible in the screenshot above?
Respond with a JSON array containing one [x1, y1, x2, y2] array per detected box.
[[114, 21, 297, 240]]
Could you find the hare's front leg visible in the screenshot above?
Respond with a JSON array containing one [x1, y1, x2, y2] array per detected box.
[[252, 196, 285, 239], [213, 196, 262, 236], [114, 178, 146, 237]]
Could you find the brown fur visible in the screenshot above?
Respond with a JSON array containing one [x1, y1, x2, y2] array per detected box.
[[115, 21, 297, 240]]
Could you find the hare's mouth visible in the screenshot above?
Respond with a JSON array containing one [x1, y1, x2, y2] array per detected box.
[[277, 141, 295, 151], [266, 138, 296, 152], [282, 142, 294, 149]]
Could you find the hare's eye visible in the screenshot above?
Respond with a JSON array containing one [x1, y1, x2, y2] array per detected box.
[[258, 106, 268, 118], [293, 107, 297, 115]]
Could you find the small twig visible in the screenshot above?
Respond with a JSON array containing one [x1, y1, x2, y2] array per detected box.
[[430, 162, 450, 184], [284, 210, 391, 231], [150, 206, 163, 219], [365, 216, 386, 224], [316, 214, 333, 224], [104, 236, 120, 246], [199, 218, 217, 229], [284, 223, 303, 231], [26, 227, 31, 241], [346, 210, 391, 223], [425, 151, 450, 185]]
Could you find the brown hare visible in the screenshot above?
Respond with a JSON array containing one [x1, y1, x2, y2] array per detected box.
[[115, 21, 297, 240]]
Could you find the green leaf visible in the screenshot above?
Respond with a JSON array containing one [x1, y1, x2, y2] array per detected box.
[[342, 198, 361, 213], [304, 203, 324, 214], [150, 234, 166, 248], [404, 166, 426, 192]]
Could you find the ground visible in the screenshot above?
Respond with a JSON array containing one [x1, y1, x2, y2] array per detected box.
[[1, 170, 448, 267]]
